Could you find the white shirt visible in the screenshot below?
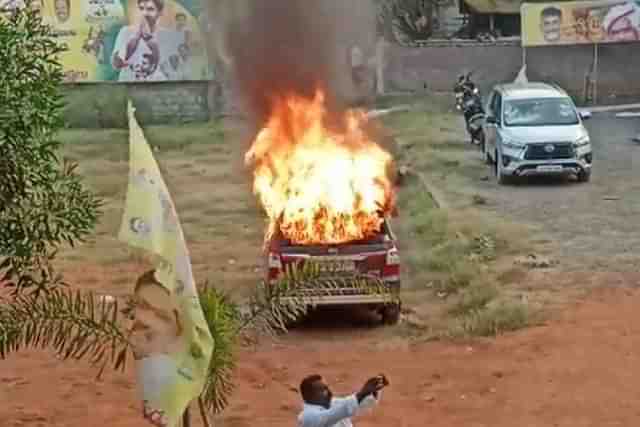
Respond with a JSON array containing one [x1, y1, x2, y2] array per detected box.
[[297, 392, 380, 427], [111, 25, 183, 81]]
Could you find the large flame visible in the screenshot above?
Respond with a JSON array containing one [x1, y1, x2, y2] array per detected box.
[[245, 89, 395, 245]]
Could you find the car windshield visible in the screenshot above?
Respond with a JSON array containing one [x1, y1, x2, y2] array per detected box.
[[503, 98, 579, 127]]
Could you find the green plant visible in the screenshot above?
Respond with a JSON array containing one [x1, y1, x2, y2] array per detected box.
[[454, 302, 530, 337], [0, 7, 102, 295], [448, 282, 499, 316], [0, 288, 130, 376]]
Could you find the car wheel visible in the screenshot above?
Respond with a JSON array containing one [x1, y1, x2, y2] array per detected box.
[[496, 151, 509, 185], [380, 302, 401, 325], [577, 169, 591, 183]]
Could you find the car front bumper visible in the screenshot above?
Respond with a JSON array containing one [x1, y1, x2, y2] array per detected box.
[[500, 146, 592, 177]]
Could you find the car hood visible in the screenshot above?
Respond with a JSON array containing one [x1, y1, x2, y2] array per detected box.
[[500, 124, 586, 144]]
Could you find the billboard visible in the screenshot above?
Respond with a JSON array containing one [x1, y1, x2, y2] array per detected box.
[[521, 0, 640, 46], [1, 0, 212, 82]]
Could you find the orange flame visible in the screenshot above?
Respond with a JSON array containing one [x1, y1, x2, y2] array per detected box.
[[245, 89, 395, 245]]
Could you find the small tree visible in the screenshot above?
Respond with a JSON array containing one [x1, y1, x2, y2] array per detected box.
[[0, 6, 101, 295]]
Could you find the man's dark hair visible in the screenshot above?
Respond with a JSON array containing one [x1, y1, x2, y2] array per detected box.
[[137, 0, 164, 12], [541, 6, 562, 19], [300, 375, 322, 402]]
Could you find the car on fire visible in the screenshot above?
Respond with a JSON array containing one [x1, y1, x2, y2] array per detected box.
[[482, 82, 593, 184], [264, 216, 402, 325]]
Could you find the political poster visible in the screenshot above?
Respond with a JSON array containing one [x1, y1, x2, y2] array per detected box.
[[521, 0, 640, 46], [1, 0, 212, 82]]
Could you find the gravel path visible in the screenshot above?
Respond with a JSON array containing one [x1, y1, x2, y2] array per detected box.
[[470, 113, 640, 270]]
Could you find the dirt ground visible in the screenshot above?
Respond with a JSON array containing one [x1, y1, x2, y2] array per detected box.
[[3, 275, 640, 427], [4, 107, 640, 426]]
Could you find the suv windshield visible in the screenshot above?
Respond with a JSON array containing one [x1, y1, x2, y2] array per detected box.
[[503, 97, 579, 127]]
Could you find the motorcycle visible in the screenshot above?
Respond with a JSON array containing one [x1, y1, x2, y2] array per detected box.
[[463, 92, 485, 148], [453, 72, 478, 112], [454, 72, 485, 148]]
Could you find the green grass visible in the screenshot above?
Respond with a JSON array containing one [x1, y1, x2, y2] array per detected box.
[[450, 301, 532, 337], [386, 93, 534, 337], [55, 119, 264, 299]]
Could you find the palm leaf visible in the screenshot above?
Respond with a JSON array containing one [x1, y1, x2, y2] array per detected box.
[[198, 284, 239, 415], [0, 288, 130, 374]]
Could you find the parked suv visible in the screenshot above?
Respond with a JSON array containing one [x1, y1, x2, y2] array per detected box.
[[482, 82, 593, 184]]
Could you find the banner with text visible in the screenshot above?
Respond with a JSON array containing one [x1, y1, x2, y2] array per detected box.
[[521, 0, 640, 46], [1, 0, 212, 82]]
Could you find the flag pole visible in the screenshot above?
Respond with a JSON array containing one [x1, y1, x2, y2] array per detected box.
[[182, 405, 191, 427]]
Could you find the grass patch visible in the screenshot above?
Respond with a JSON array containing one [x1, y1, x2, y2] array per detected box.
[[449, 301, 531, 337], [385, 93, 534, 337], [448, 282, 499, 316], [54, 119, 263, 299]]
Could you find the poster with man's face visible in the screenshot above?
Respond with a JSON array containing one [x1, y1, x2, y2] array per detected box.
[[522, 0, 640, 46], [4, 0, 212, 82]]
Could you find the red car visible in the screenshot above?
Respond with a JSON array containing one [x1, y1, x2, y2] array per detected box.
[[264, 217, 402, 324]]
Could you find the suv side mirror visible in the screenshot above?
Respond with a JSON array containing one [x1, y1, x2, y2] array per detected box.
[[579, 110, 592, 121], [485, 116, 497, 125]]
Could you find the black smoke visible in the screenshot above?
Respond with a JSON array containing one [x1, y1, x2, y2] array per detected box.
[[225, 1, 345, 130]]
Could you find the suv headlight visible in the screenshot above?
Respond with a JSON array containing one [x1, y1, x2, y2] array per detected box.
[[574, 135, 590, 147], [502, 139, 525, 150]]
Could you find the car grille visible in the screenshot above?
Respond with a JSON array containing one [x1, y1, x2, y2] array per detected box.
[[524, 143, 574, 160]]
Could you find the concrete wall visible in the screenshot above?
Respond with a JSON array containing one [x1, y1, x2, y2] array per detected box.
[[129, 82, 210, 124], [383, 42, 523, 96], [383, 41, 640, 105], [63, 81, 212, 128]]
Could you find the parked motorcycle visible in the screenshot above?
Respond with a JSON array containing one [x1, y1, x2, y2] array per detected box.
[[454, 72, 485, 149], [453, 72, 478, 111], [462, 90, 485, 148]]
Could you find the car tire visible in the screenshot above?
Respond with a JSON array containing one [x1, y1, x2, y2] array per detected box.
[[381, 303, 401, 325], [496, 151, 509, 185], [577, 169, 591, 183]]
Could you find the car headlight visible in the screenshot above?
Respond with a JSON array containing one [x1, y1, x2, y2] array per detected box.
[[574, 135, 590, 147], [502, 139, 525, 150]]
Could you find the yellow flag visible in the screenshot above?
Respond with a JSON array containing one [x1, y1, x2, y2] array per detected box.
[[119, 101, 213, 427]]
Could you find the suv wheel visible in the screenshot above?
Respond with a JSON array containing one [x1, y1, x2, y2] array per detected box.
[[577, 169, 591, 183]]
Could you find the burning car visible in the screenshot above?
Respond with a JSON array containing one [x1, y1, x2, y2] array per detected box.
[[245, 89, 402, 324]]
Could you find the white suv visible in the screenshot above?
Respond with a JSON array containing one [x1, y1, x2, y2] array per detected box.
[[482, 82, 593, 184]]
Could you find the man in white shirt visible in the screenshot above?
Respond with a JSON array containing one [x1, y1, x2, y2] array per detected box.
[[297, 374, 388, 427], [111, 0, 182, 81]]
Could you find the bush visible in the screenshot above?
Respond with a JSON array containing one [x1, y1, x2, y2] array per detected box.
[[0, 7, 101, 292], [62, 85, 128, 129]]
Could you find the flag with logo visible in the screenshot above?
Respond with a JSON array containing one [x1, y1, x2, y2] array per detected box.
[[118, 101, 213, 427]]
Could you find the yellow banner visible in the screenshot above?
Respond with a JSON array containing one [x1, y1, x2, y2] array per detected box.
[[522, 0, 640, 46], [1, 0, 212, 82], [119, 101, 213, 427]]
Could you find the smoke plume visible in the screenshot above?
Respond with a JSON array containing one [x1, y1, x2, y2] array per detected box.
[[225, 1, 351, 129]]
